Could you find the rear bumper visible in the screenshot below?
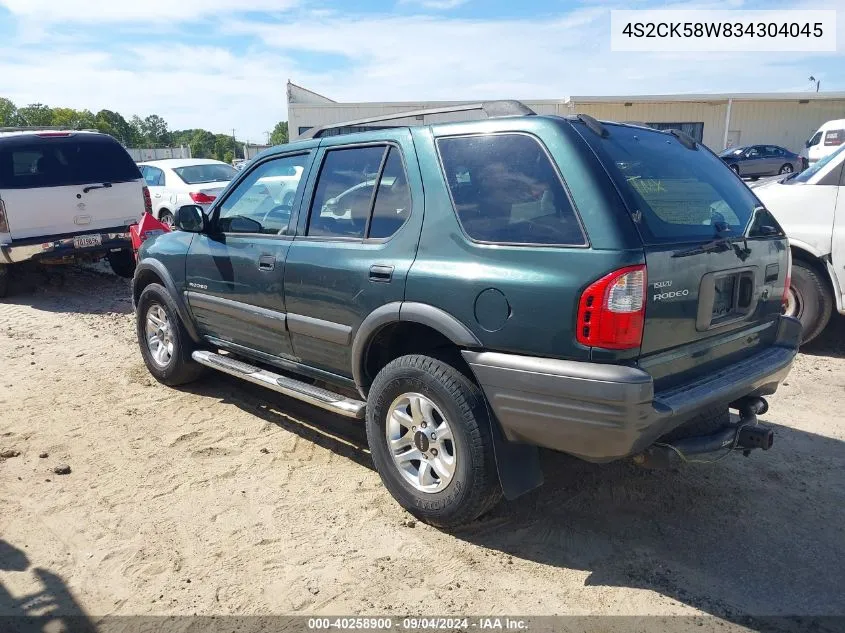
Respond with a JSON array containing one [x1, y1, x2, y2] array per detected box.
[[0, 229, 132, 265], [463, 316, 801, 462]]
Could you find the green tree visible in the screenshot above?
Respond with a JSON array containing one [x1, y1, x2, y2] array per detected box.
[[0, 97, 20, 126], [17, 103, 53, 126], [270, 121, 288, 145], [51, 107, 96, 130], [129, 115, 146, 145], [94, 109, 135, 145], [141, 114, 170, 146]]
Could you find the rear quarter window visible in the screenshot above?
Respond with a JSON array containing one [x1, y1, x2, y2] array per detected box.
[[436, 133, 586, 246], [0, 134, 140, 189], [579, 124, 760, 244]]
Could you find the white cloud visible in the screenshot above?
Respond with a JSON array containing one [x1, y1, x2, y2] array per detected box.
[[398, 0, 469, 9], [1, 2, 843, 142], [0, 0, 299, 23]]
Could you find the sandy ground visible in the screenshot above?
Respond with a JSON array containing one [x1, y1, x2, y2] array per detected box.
[[1, 264, 844, 628]]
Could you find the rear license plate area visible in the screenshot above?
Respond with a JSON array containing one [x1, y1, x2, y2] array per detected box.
[[696, 269, 756, 330], [73, 234, 102, 249], [712, 275, 736, 319]]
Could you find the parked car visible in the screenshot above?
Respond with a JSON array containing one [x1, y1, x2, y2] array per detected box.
[[719, 144, 803, 178], [751, 143, 845, 343], [132, 103, 799, 527], [0, 128, 146, 296], [801, 118, 845, 165], [138, 159, 238, 226]]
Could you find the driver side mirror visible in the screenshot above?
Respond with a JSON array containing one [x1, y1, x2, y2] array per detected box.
[[175, 205, 206, 233]]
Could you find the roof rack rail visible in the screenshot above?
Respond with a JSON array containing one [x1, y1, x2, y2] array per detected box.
[[0, 126, 98, 133], [300, 100, 536, 139]]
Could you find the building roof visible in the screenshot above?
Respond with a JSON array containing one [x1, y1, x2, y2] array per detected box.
[[288, 83, 845, 108]]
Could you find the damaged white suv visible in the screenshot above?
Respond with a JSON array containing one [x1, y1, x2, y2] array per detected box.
[[0, 128, 147, 297]]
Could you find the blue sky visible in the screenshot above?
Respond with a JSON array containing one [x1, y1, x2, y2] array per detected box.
[[0, 0, 842, 142]]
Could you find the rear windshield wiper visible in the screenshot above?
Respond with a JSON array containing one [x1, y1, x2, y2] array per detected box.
[[82, 182, 113, 193], [672, 235, 737, 258]]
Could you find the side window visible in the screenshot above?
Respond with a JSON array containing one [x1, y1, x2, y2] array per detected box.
[[437, 134, 586, 246], [144, 167, 164, 187], [746, 147, 761, 158], [368, 147, 411, 239], [217, 153, 309, 235], [307, 146, 386, 238], [808, 131, 823, 147], [824, 129, 844, 146]]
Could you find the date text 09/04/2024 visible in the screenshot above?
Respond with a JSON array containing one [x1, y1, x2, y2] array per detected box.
[[307, 617, 529, 630]]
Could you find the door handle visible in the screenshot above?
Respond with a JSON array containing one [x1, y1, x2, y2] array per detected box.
[[369, 264, 394, 283], [258, 255, 276, 271]]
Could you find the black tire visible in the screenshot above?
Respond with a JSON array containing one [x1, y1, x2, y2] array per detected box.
[[107, 250, 136, 279], [0, 265, 8, 299], [366, 354, 501, 528], [786, 260, 833, 344], [779, 163, 794, 175], [136, 283, 204, 385], [730, 164, 740, 175]]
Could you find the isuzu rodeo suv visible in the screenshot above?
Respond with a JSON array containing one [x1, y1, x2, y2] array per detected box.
[[131, 102, 800, 527]]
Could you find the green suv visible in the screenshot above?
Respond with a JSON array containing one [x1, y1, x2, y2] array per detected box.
[[132, 102, 800, 527]]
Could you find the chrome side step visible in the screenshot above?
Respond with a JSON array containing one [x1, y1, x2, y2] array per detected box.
[[191, 350, 366, 419]]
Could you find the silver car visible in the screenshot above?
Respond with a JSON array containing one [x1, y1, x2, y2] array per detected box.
[[719, 144, 804, 178]]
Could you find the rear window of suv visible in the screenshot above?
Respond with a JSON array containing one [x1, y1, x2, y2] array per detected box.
[[437, 133, 586, 246], [0, 134, 140, 189], [579, 123, 761, 245]]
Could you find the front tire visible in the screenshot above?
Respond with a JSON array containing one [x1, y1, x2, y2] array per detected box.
[[785, 260, 833, 344], [366, 355, 501, 528], [136, 283, 204, 385], [779, 163, 794, 175], [107, 250, 136, 279], [730, 164, 740, 176]]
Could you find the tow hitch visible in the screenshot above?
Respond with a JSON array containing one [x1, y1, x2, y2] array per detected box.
[[633, 397, 773, 468]]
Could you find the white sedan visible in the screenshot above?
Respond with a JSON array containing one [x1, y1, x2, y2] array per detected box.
[[138, 158, 238, 226]]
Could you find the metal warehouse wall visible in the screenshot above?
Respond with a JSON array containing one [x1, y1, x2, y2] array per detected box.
[[287, 83, 845, 154], [571, 101, 727, 149], [728, 100, 845, 154]]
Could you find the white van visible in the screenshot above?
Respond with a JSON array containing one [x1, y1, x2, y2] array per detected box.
[[802, 119, 845, 165], [0, 129, 146, 297]]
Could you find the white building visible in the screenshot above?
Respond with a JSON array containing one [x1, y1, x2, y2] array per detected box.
[[287, 81, 845, 154]]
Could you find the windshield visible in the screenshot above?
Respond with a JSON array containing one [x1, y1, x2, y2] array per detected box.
[[0, 135, 140, 189], [718, 147, 745, 157], [578, 124, 762, 244], [785, 144, 845, 185], [173, 163, 237, 184]]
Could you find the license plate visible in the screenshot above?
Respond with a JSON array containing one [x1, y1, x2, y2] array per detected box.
[[73, 234, 102, 249], [712, 275, 736, 319]]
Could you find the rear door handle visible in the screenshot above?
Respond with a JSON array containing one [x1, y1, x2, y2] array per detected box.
[[258, 255, 276, 271], [369, 264, 394, 283]]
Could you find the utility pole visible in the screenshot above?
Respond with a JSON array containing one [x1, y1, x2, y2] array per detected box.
[[265, 131, 271, 145], [232, 128, 237, 159], [809, 76, 821, 92]]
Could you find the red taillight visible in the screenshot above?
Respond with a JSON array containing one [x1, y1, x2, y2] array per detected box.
[[190, 192, 216, 204], [782, 249, 793, 310], [576, 265, 647, 350], [142, 186, 153, 215], [0, 199, 9, 233]]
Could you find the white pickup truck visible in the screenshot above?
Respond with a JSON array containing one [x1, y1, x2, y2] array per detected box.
[[752, 144, 845, 343], [0, 129, 147, 297]]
